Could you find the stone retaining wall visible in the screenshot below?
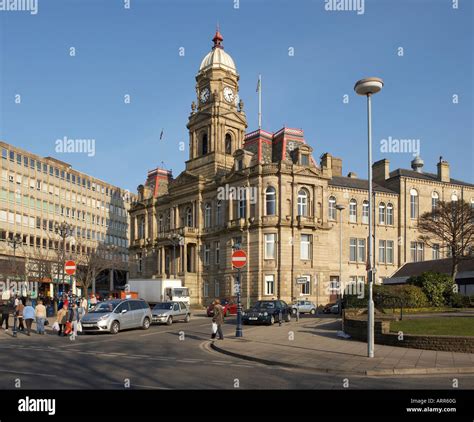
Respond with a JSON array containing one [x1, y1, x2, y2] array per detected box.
[[343, 314, 474, 353]]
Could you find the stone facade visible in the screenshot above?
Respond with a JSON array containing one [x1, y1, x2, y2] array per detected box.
[[129, 31, 474, 307]]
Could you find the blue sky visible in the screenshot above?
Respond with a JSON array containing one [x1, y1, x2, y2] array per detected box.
[[0, 0, 472, 191]]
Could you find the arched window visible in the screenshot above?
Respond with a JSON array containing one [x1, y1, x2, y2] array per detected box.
[[225, 133, 232, 155], [186, 207, 193, 227], [451, 193, 458, 203], [204, 203, 212, 228], [328, 196, 336, 220], [362, 200, 369, 224], [265, 186, 276, 216], [297, 189, 309, 217], [201, 133, 208, 155], [432, 192, 439, 216], [349, 199, 357, 223], [410, 189, 418, 219], [386, 203, 394, 225], [379, 202, 386, 225]]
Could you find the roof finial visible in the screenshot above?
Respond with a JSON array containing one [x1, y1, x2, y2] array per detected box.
[[212, 25, 224, 49]]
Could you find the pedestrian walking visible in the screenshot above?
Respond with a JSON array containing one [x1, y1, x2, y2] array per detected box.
[[68, 303, 80, 338], [0, 300, 10, 332], [23, 302, 35, 336], [56, 304, 68, 336], [35, 300, 47, 335], [211, 299, 224, 340], [80, 296, 88, 314], [16, 298, 25, 332]]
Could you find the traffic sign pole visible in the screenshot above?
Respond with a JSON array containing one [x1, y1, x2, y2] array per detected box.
[[236, 268, 242, 338], [231, 249, 247, 338]]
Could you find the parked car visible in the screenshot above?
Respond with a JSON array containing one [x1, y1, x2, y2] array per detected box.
[[80, 299, 152, 334], [291, 300, 317, 315], [322, 302, 337, 314], [330, 304, 340, 314], [206, 298, 237, 317], [151, 301, 191, 325], [242, 300, 291, 325]]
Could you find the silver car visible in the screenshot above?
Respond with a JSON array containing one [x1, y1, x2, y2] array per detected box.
[[151, 301, 191, 325], [80, 299, 152, 334], [291, 300, 317, 315]]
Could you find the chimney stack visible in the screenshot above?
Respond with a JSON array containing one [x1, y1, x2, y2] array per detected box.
[[437, 157, 450, 183], [372, 159, 390, 182]]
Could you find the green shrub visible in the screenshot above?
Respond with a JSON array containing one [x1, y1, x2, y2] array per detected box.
[[450, 293, 472, 308], [407, 272, 455, 307]]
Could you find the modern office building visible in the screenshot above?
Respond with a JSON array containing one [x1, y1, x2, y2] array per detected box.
[[0, 141, 134, 296]]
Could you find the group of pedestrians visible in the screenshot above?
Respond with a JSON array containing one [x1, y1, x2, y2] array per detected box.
[[0, 296, 48, 336], [54, 297, 87, 338], [0, 292, 90, 337]]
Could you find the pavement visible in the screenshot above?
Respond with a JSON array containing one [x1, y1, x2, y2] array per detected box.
[[210, 315, 474, 376]]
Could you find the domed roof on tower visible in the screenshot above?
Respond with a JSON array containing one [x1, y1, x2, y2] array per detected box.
[[199, 28, 237, 75]]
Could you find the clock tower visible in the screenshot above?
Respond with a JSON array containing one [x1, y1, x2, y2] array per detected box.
[[186, 29, 247, 178]]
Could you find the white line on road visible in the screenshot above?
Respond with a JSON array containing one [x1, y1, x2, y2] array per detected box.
[[0, 368, 56, 378]]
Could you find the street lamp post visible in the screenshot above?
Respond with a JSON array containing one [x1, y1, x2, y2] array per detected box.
[[354, 77, 384, 358], [8, 234, 22, 338], [336, 204, 345, 317], [55, 221, 72, 295]]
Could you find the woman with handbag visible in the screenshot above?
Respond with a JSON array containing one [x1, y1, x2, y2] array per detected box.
[[56, 304, 68, 336], [211, 299, 224, 341], [15, 298, 25, 332]]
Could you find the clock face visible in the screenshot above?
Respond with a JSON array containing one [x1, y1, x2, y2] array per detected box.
[[223, 86, 235, 103], [200, 87, 210, 104]]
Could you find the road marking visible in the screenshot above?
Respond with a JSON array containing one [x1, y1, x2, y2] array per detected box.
[[0, 368, 56, 378], [140, 329, 176, 337], [108, 382, 170, 390]]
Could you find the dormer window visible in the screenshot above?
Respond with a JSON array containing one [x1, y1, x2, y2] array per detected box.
[[237, 159, 243, 171], [300, 154, 309, 166]]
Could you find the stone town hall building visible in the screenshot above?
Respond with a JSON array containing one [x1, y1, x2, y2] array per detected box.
[[129, 31, 474, 306]]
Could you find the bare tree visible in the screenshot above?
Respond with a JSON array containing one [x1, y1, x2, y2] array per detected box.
[[418, 200, 474, 283], [75, 243, 111, 296]]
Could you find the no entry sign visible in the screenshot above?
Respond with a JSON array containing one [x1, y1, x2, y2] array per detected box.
[[65, 260, 76, 276], [231, 250, 247, 269]]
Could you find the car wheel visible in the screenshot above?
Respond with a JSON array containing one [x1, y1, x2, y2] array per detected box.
[[292, 308, 297, 315], [269, 315, 275, 325], [184, 314, 191, 323], [110, 321, 120, 335], [310, 309, 316, 315], [166, 316, 173, 326], [142, 317, 150, 330], [285, 313, 291, 322]]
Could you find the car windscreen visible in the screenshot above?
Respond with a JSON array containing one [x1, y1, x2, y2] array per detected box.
[[255, 302, 275, 309], [90, 302, 118, 313], [173, 288, 189, 297], [153, 303, 173, 310]]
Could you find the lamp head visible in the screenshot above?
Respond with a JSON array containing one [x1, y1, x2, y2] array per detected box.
[[354, 77, 384, 96]]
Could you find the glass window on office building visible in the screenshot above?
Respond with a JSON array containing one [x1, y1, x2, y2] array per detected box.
[[300, 234, 311, 260]]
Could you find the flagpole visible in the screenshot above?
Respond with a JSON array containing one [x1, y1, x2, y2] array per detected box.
[[258, 74, 262, 129]]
